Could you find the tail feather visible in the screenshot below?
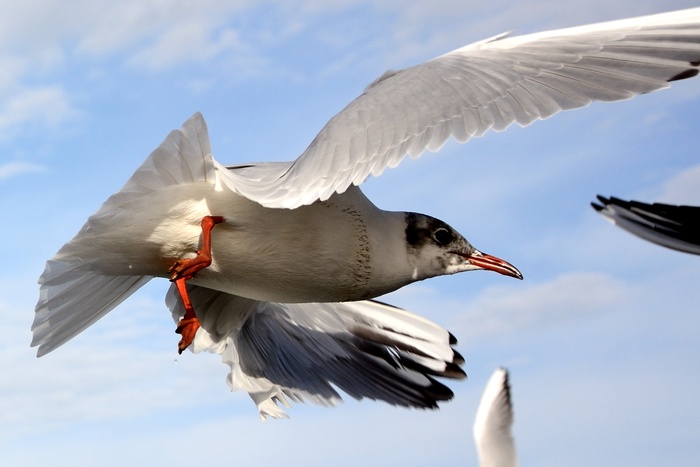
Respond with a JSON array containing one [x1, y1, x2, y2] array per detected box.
[[32, 259, 151, 356], [118, 111, 215, 196], [32, 113, 214, 356]]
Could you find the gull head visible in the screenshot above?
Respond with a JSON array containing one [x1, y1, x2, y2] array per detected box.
[[404, 213, 523, 281]]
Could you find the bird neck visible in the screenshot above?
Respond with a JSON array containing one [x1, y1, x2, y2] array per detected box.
[[363, 208, 420, 295]]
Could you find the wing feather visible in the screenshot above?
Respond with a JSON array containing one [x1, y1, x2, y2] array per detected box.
[[167, 284, 465, 419], [474, 368, 517, 467], [593, 196, 700, 255], [219, 8, 700, 209]]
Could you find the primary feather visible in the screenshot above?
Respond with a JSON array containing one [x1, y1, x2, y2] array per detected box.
[[166, 284, 465, 419], [593, 196, 700, 255]]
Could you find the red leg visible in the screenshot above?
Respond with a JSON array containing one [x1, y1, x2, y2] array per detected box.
[[173, 277, 200, 354], [169, 215, 224, 353], [169, 216, 225, 281]]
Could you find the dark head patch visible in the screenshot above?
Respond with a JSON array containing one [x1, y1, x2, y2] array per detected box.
[[405, 212, 457, 249], [405, 213, 423, 246]]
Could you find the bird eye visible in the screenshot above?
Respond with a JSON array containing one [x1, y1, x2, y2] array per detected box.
[[432, 227, 453, 245]]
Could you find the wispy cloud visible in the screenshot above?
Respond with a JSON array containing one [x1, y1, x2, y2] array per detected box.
[[656, 164, 700, 204], [127, 22, 248, 71], [0, 161, 46, 181], [451, 272, 631, 341], [0, 85, 80, 143], [0, 293, 227, 439]]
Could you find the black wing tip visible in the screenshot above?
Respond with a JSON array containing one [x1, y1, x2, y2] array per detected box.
[[591, 194, 612, 211], [448, 331, 458, 345], [444, 362, 468, 380], [668, 67, 700, 82], [452, 348, 465, 366], [593, 194, 638, 210], [425, 377, 456, 403]]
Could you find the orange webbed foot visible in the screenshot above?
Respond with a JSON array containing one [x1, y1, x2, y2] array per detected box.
[[169, 215, 224, 353], [176, 315, 201, 354]]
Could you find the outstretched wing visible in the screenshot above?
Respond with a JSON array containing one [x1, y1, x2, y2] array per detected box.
[[221, 8, 700, 209], [593, 195, 700, 255], [166, 283, 465, 420]]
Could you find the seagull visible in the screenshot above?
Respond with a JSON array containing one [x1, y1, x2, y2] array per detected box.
[[474, 368, 517, 467], [592, 195, 700, 255], [32, 8, 700, 419]]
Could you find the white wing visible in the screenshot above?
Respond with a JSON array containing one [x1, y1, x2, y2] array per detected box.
[[32, 113, 213, 357], [474, 368, 517, 467], [220, 8, 700, 209], [165, 283, 466, 420], [593, 196, 700, 255]]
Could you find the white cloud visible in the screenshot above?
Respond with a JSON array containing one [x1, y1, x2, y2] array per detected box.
[[127, 22, 247, 71], [0, 0, 696, 72], [0, 86, 80, 142], [0, 56, 28, 94], [0, 292, 232, 439], [0, 161, 46, 181], [656, 164, 700, 205], [0, 0, 691, 142], [0, 1, 248, 57], [451, 272, 631, 341]]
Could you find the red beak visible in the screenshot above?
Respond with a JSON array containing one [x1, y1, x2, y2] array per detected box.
[[467, 250, 523, 280]]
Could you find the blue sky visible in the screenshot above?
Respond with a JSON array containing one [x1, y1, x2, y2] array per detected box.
[[2, 1, 700, 466]]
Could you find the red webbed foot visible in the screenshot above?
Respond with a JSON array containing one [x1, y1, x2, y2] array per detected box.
[[175, 316, 201, 354], [169, 215, 224, 353]]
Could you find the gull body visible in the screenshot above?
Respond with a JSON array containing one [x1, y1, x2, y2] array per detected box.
[[47, 141, 495, 305], [32, 8, 700, 418]]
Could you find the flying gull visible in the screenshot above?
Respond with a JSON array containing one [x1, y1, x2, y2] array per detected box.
[[33, 8, 700, 418]]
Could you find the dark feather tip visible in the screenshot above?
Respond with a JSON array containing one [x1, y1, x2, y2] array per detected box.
[[452, 349, 465, 365], [443, 362, 467, 380], [668, 68, 699, 82], [448, 332, 458, 345]]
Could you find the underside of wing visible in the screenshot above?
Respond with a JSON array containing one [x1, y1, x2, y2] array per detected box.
[[223, 8, 700, 209], [166, 284, 465, 419]]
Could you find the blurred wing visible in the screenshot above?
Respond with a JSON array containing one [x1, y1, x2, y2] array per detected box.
[[474, 368, 517, 467], [593, 195, 700, 255], [222, 8, 700, 208], [166, 284, 466, 420]]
